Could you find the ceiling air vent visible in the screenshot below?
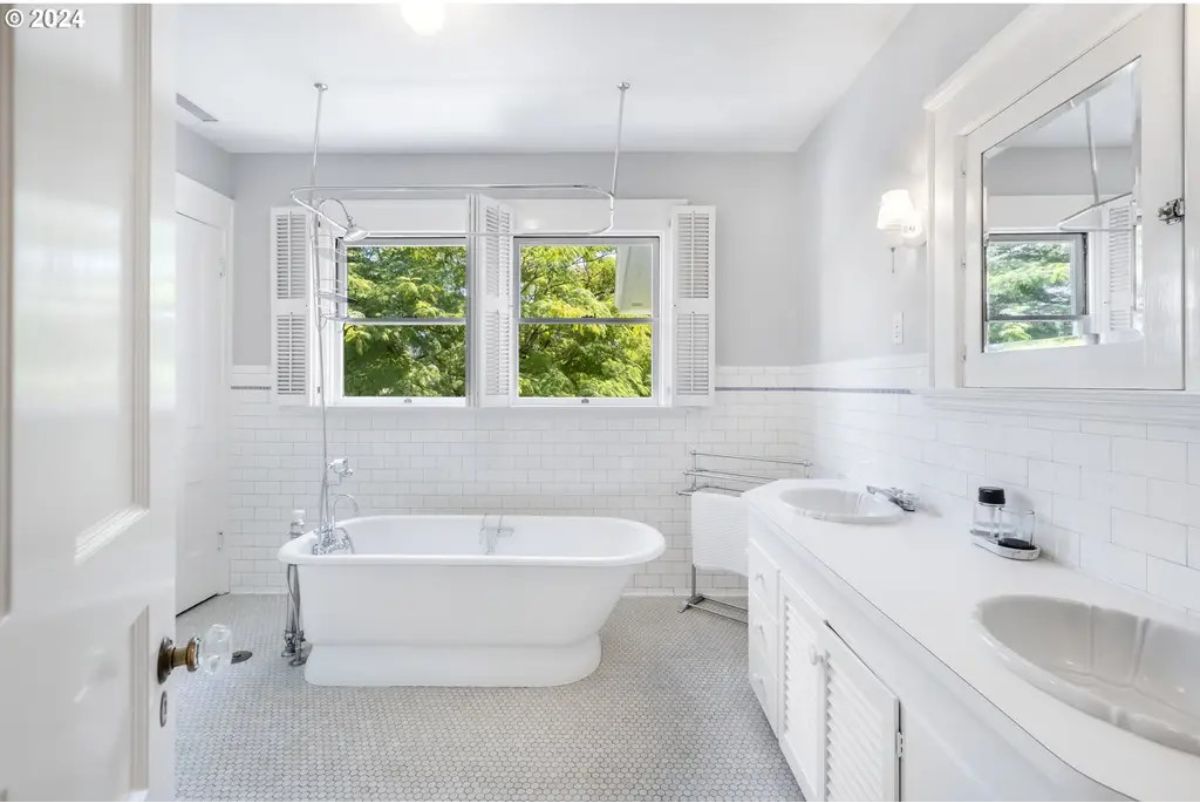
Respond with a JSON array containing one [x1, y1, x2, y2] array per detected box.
[[176, 93, 218, 123]]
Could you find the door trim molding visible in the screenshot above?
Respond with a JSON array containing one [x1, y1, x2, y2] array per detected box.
[[175, 172, 235, 596], [0, 7, 13, 618]]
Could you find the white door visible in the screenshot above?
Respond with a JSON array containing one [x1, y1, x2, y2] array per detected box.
[[779, 576, 827, 802], [0, 7, 180, 798], [175, 175, 231, 613]]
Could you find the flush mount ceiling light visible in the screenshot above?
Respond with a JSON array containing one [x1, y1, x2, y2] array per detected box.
[[876, 188, 925, 272], [400, 1, 446, 36]]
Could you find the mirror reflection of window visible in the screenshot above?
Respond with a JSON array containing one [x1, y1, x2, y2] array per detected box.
[[981, 60, 1141, 353]]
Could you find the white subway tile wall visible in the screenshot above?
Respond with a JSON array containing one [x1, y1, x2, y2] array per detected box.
[[792, 358, 1200, 616], [228, 359, 1200, 615], [227, 366, 812, 595]]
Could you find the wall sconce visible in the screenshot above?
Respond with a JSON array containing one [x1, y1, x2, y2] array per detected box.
[[876, 189, 925, 273]]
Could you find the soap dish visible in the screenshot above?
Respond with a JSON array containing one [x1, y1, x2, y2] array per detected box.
[[971, 532, 1040, 561]]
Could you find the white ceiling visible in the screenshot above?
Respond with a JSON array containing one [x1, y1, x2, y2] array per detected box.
[[176, 4, 909, 154]]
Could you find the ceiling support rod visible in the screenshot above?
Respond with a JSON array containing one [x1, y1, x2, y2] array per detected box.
[[610, 82, 631, 198]]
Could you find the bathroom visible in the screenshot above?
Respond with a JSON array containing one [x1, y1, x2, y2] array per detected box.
[[2, 2, 1199, 800]]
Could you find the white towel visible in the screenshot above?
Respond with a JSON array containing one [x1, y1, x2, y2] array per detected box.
[[690, 490, 748, 577]]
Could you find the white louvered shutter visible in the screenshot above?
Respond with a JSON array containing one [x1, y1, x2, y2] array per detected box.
[[270, 207, 312, 404], [672, 206, 716, 406], [1096, 197, 1137, 337], [780, 577, 828, 801], [819, 626, 900, 802], [473, 196, 515, 406]]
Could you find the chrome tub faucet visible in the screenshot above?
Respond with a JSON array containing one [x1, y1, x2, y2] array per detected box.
[[479, 514, 514, 555]]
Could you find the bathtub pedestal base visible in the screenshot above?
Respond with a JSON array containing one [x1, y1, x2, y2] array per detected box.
[[303, 635, 602, 687]]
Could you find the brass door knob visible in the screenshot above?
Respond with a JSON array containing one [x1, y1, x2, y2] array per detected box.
[[157, 624, 232, 684]]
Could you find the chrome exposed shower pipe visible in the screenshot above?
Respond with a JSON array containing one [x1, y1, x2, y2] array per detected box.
[[611, 82, 631, 198]]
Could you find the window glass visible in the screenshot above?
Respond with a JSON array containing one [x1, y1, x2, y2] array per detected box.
[[342, 241, 468, 398], [984, 235, 1086, 351], [517, 240, 656, 399]]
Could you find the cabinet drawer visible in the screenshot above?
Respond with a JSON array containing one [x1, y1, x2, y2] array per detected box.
[[749, 639, 778, 734], [748, 593, 779, 668], [747, 539, 779, 612]]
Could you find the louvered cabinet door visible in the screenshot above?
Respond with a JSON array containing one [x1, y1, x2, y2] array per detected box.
[[820, 627, 901, 801], [779, 577, 827, 801]]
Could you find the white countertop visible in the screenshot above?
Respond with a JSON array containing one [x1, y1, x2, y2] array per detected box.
[[744, 478, 1200, 801]]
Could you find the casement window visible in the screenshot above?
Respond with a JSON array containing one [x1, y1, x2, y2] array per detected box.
[[514, 238, 659, 404], [337, 238, 469, 403], [269, 202, 715, 408]]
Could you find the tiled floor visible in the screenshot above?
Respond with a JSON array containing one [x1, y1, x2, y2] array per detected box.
[[176, 594, 800, 801]]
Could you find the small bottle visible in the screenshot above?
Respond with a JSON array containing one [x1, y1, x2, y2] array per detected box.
[[289, 509, 306, 540], [971, 487, 1010, 540]]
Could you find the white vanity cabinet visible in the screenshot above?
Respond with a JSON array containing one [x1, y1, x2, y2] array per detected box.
[[747, 507, 1125, 801], [749, 540, 900, 801]]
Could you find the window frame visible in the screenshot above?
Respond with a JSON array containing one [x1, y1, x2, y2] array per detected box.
[[331, 235, 471, 408], [982, 231, 1089, 351], [510, 235, 662, 407]]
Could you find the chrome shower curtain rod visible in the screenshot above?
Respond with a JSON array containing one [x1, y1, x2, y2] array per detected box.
[[292, 81, 632, 239]]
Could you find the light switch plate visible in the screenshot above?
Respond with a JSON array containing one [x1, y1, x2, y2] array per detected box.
[[891, 312, 904, 344]]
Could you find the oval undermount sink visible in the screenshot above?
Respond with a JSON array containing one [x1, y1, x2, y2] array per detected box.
[[778, 487, 903, 524], [975, 594, 1200, 756]]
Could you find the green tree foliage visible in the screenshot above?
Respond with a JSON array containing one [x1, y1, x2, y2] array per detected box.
[[343, 244, 467, 397], [342, 243, 652, 399], [518, 245, 652, 398], [985, 240, 1077, 348]]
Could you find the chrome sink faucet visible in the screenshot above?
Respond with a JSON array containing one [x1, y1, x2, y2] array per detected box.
[[867, 485, 919, 512], [479, 514, 514, 555]]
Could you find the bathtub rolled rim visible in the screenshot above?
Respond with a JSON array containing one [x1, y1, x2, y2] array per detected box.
[[276, 515, 667, 568]]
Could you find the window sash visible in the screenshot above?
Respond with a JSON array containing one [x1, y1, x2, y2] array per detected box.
[[335, 236, 470, 404], [984, 231, 1088, 323], [514, 236, 660, 403]]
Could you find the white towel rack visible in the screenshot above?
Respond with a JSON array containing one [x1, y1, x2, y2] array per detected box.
[[680, 450, 810, 622]]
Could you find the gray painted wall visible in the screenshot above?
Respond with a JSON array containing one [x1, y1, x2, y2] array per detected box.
[[987, 146, 1132, 196], [792, 4, 1023, 364], [230, 152, 798, 366], [177, 123, 235, 197]]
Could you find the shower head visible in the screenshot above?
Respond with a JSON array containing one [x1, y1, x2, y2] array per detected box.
[[326, 198, 369, 242], [342, 223, 369, 243]]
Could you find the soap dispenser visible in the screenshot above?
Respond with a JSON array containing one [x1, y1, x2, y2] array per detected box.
[[970, 486, 1040, 561]]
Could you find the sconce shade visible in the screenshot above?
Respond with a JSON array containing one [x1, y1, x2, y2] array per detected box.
[[877, 189, 918, 231]]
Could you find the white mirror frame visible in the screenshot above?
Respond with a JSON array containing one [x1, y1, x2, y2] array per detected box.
[[925, 5, 1200, 412]]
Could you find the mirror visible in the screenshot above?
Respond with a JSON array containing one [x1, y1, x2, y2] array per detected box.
[[981, 60, 1141, 353]]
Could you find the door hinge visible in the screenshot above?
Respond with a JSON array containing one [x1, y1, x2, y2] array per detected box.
[[895, 731, 905, 759], [217, 530, 225, 551], [1157, 197, 1185, 225]]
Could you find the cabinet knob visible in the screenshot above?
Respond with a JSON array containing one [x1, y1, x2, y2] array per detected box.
[[807, 645, 826, 668]]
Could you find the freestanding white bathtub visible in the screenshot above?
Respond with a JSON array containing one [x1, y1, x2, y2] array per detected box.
[[278, 515, 665, 687]]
